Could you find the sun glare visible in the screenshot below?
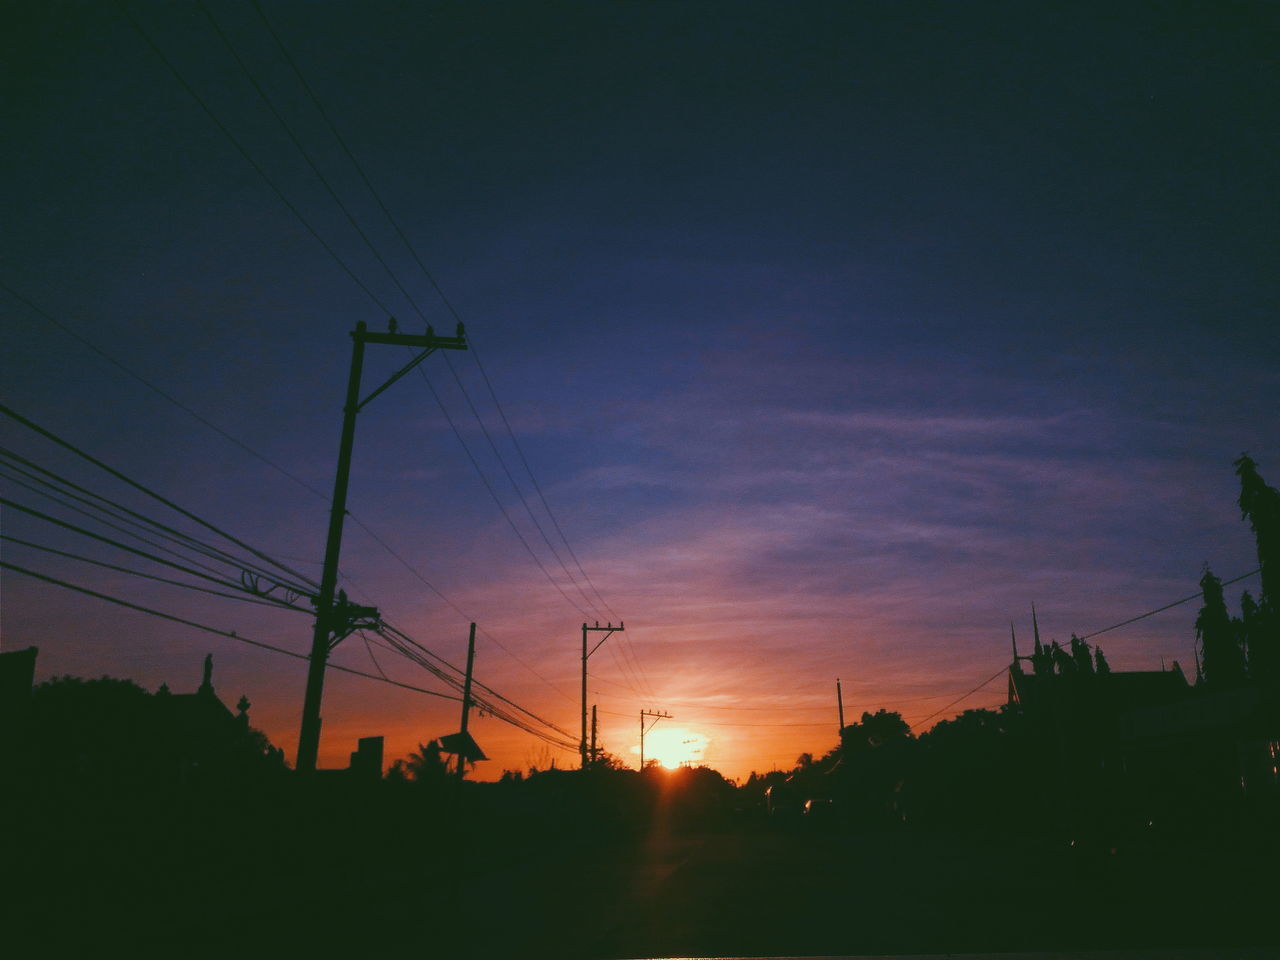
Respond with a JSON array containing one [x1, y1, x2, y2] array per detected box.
[[633, 727, 709, 769]]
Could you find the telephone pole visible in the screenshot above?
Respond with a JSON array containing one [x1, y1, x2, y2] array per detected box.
[[580, 621, 623, 769], [296, 319, 467, 774], [639, 709, 671, 770], [836, 677, 845, 735], [590, 704, 598, 768], [456, 622, 477, 781]]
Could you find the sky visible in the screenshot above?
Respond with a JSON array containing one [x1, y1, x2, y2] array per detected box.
[[2, 1, 1276, 781]]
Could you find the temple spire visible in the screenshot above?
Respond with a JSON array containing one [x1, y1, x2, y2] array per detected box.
[[1031, 603, 1043, 655], [200, 653, 214, 696]]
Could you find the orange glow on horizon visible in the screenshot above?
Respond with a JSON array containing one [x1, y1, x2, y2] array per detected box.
[[632, 727, 710, 769]]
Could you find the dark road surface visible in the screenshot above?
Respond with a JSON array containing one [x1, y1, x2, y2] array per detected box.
[[7, 784, 1276, 958], [472, 821, 1277, 959]]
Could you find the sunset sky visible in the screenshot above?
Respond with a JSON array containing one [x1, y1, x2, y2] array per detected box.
[[2, 1, 1275, 780]]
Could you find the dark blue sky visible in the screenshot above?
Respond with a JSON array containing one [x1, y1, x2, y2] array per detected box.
[[2, 1, 1275, 776]]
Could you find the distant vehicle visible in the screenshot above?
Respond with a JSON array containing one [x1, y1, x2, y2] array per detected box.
[[765, 780, 800, 817], [803, 798, 835, 819]]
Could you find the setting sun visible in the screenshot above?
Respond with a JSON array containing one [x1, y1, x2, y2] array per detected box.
[[633, 728, 710, 769]]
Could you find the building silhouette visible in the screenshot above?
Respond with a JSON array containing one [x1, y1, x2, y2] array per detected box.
[[1008, 630, 1279, 829]]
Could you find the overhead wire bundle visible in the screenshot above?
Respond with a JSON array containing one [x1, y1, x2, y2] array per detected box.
[[120, 0, 644, 703], [5, 0, 650, 755], [0, 404, 579, 752]]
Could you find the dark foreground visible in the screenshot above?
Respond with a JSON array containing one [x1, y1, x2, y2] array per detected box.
[[4, 777, 1276, 958]]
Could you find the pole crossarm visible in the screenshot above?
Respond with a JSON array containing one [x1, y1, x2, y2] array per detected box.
[[641, 708, 672, 733], [639, 709, 672, 770], [356, 323, 466, 410], [359, 324, 466, 348]]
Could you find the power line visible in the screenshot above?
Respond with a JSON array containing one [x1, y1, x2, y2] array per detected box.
[[4, 550, 575, 753], [344, 517, 578, 705], [115, 1, 396, 318], [22, 0, 636, 701], [0, 402, 316, 590], [468, 340, 622, 625], [195, 0, 429, 324], [0, 469, 240, 586], [243, 1, 631, 667], [207, 0, 599, 629], [0, 451, 314, 595], [410, 364, 592, 619], [1078, 567, 1261, 640], [468, 346, 653, 693], [911, 667, 1009, 730], [18, 1, 630, 722], [358, 630, 390, 681], [603, 642, 645, 699], [374, 629, 576, 752], [0, 496, 304, 606], [377, 623, 576, 741], [439, 350, 606, 621], [0, 534, 309, 614], [4, 283, 577, 707], [597, 709, 830, 728], [0, 278, 332, 503], [247, 0, 460, 330], [1, 559, 460, 701]]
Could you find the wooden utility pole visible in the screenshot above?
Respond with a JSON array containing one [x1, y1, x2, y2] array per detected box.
[[296, 320, 467, 774], [590, 704, 598, 768], [639, 709, 671, 770], [836, 677, 845, 735], [456, 622, 477, 781], [580, 621, 623, 769]]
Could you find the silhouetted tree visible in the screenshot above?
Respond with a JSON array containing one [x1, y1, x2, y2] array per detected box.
[[1236, 590, 1275, 684], [589, 749, 628, 771], [913, 706, 1039, 829], [843, 709, 912, 749], [402, 740, 448, 784], [1236, 454, 1279, 602], [1196, 569, 1247, 686], [832, 710, 914, 825], [1094, 645, 1111, 674], [1234, 455, 1279, 684], [1070, 634, 1094, 674]]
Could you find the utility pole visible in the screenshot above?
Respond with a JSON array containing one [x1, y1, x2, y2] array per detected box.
[[456, 622, 476, 781], [296, 319, 467, 773], [590, 704, 598, 768], [580, 621, 623, 769], [836, 677, 845, 735], [639, 709, 671, 770]]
